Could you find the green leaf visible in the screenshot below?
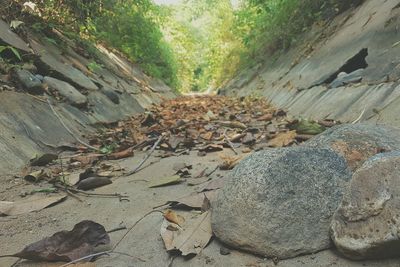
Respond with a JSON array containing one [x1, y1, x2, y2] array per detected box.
[[0, 46, 7, 53], [100, 145, 114, 154], [9, 47, 22, 61]]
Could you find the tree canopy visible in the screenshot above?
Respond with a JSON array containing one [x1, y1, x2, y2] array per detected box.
[[11, 0, 358, 92]]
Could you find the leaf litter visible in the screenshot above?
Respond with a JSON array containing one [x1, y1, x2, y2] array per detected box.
[[7, 95, 338, 263]]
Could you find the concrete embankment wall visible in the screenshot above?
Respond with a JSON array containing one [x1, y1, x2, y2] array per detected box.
[[222, 0, 400, 127], [0, 20, 174, 175]]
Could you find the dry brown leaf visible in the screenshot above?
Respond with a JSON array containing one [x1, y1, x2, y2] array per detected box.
[[200, 132, 213, 141], [218, 121, 247, 129], [219, 155, 243, 170], [0, 195, 66, 216], [160, 211, 212, 256], [107, 147, 134, 160], [10, 220, 110, 262], [267, 130, 297, 147], [256, 113, 273, 121], [164, 209, 185, 226]]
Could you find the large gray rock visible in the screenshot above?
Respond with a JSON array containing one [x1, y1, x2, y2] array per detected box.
[[331, 151, 400, 260], [212, 147, 352, 259], [306, 123, 400, 170], [44, 77, 87, 107]]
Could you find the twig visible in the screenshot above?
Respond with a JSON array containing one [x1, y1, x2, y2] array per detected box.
[[27, 93, 47, 103], [47, 98, 101, 152], [206, 165, 220, 177], [54, 183, 126, 199], [125, 135, 163, 176], [58, 251, 111, 267], [223, 130, 238, 155], [66, 189, 83, 202], [107, 225, 127, 234], [112, 210, 163, 251]]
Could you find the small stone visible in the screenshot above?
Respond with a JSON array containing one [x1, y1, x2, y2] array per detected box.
[[331, 151, 400, 260]]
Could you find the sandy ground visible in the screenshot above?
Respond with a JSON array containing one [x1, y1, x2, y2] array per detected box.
[[1, 149, 399, 267]]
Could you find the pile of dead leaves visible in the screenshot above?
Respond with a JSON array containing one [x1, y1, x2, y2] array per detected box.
[[92, 95, 336, 161]]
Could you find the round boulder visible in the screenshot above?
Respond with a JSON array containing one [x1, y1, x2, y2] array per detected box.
[[212, 147, 352, 259], [305, 123, 400, 170], [331, 151, 400, 260]]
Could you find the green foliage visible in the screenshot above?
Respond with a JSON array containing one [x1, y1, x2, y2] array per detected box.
[[88, 0, 179, 89], [0, 45, 22, 61], [87, 61, 103, 73], [234, 0, 361, 66], [21, 0, 179, 90], [11, 0, 359, 92]]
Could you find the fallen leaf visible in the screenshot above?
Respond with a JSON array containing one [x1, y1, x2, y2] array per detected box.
[[218, 121, 247, 129], [24, 169, 46, 183], [72, 154, 102, 166], [160, 211, 212, 256], [267, 130, 297, 147], [241, 133, 255, 145], [242, 147, 252, 153], [172, 162, 187, 172], [10, 220, 110, 262], [230, 133, 246, 142], [30, 153, 58, 166], [10, 20, 24, 29], [164, 209, 185, 226], [0, 195, 66, 216], [198, 144, 224, 153], [200, 132, 213, 141], [197, 178, 225, 192], [169, 190, 219, 209], [168, 135, 185, 150], [186, 177, 210, 186], [256, 113, 273, 121], [149, 175, 181, 188], [201, 194, 211, 212], [107, 147, 134, 160], [77, 177, 112, 191], [219, 155, 243, 170], [66, 172, 81, 185], [96, 170, 113, 177]]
